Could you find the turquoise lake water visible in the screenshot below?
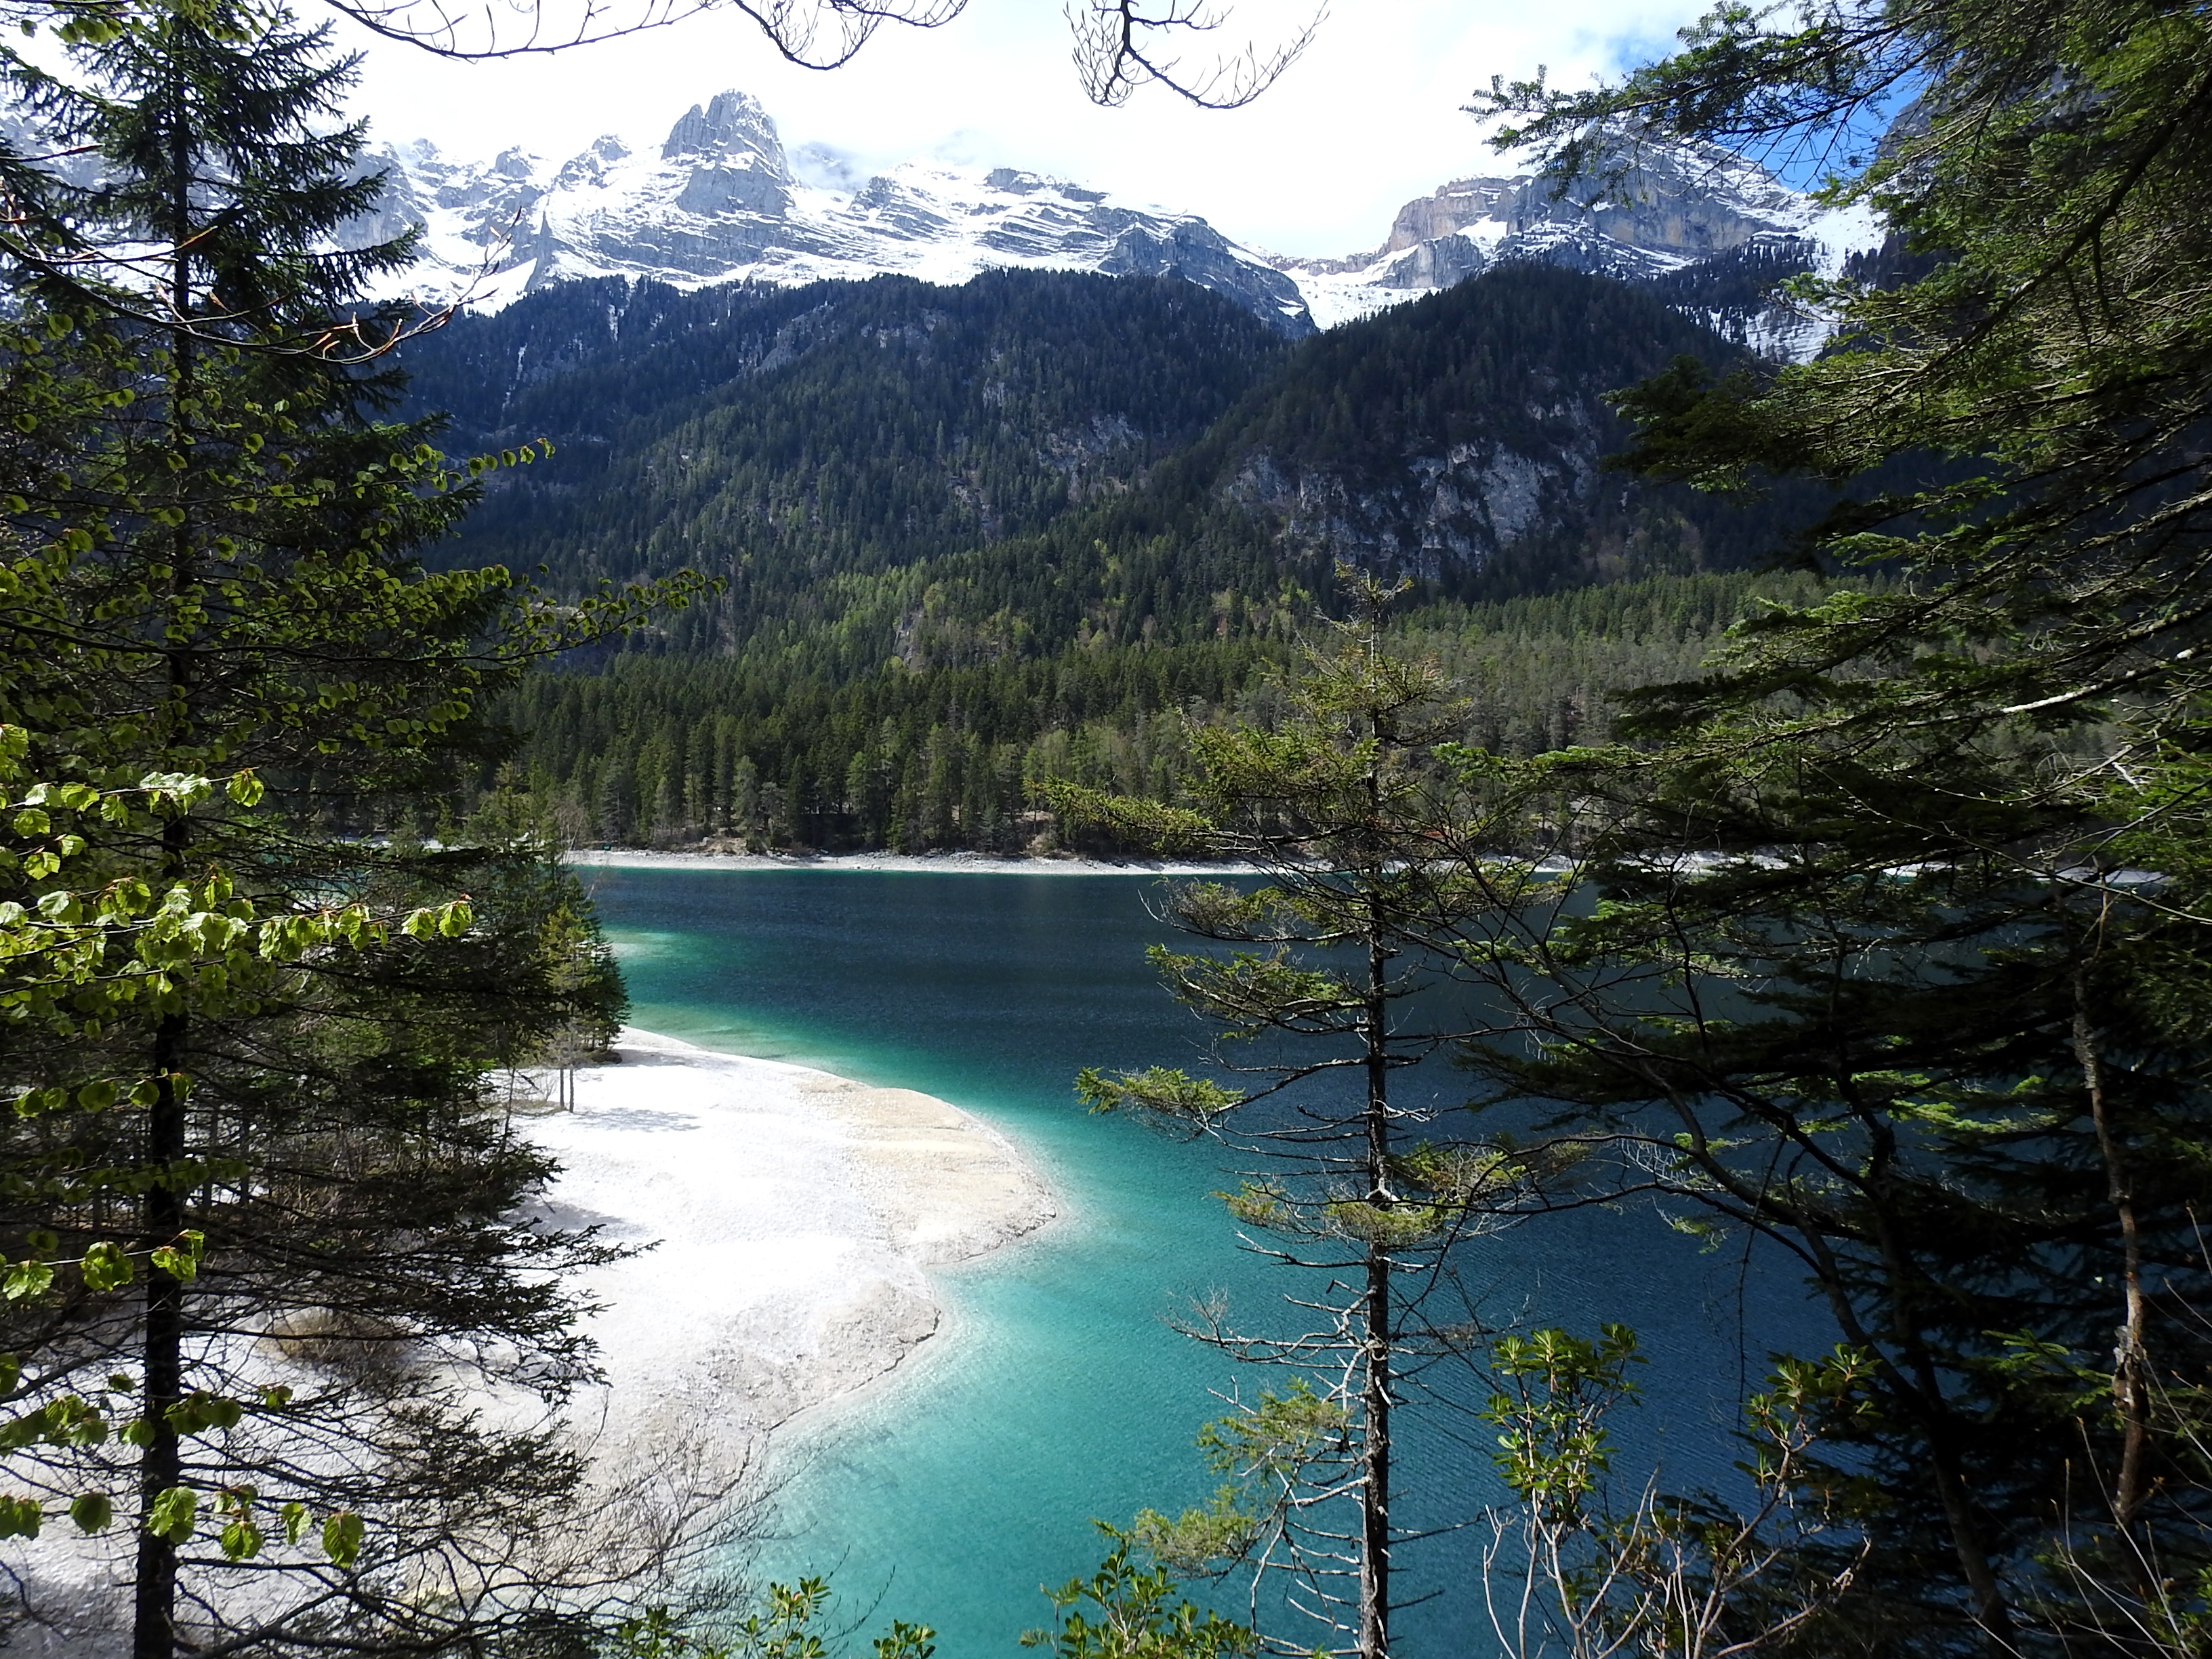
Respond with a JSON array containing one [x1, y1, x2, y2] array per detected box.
[[582, 867, 1830, 1658]]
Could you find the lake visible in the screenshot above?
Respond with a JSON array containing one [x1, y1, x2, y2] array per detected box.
[[583, 865, 1828, 1658]]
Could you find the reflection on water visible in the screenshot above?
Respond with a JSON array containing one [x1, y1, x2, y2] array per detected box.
[[582, 867, 1832, 1659]]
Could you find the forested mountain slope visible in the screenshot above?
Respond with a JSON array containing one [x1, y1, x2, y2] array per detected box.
[[415, 262, 1811, 639], [402, 262, 1828, 849], [407, 268, 1289, 600], [1097, 260, 1807, 595]]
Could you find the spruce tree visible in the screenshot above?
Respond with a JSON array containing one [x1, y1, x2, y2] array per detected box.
[[1448, 1, 2212, 1649], [0, 2, 684, 1652]]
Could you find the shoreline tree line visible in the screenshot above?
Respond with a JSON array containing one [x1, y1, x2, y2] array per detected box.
[[482, 573, 1837, 854]]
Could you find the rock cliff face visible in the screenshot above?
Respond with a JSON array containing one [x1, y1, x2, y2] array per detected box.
[[1275, 136, 1880, 356], [361, 90, 1315, 335], [1224, 432, 1604, 583], [352, 91, 1879, 356]]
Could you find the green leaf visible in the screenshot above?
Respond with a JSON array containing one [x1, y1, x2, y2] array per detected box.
[[873, 1621, 937, 1659], [147, 1486, 197, 1543], [150, 1229, 204, 1282], [4, 1260, 55, 1301], [165, 1387, 239, 1436], [68, 1492, 112, 1534], [0, 1496, 41, 1539], [321, 1509, 363, 1567], [79, 1242, 131, 1292]]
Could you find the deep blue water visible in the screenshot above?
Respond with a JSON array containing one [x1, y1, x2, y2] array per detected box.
[[581, 866, 1831, 1658]]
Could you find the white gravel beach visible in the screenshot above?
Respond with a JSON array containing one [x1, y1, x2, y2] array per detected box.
[[537, 1028, 1060, 1502], [0, 1031, 1057, 1652]]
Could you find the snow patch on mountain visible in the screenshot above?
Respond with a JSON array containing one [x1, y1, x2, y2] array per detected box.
[[362, 90, 1314, 334], [1274, 137, 1884, 356], [356, 90, 1882, 355]]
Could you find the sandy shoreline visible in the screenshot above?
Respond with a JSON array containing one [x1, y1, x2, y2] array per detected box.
[[568, 848, 1256, 876], [0, 1031, 1057, 1652], [531, 1029, 1060, 1506]]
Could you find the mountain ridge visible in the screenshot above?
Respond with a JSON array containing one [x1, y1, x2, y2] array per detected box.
[[361, 87, 1879, 354], [360, 89, 1317, 335]]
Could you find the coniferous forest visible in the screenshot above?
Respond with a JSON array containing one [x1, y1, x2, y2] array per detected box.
[[3, 0, 2211, 1656], [403, 262, 1833, 851]]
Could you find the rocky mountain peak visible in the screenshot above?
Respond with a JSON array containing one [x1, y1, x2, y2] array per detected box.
[[347, 88, 1875, 352], [1374, 136, 1802, 261], [364, 87, 1314, 331], [1279, 132, 1880, 354], [659, 89, 787, 179], [981, 167, 1106, 205]]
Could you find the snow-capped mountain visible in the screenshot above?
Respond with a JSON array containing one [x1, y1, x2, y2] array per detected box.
[[358, 89, 1880, 358], [359, 90, 1315, 335], [1277, 136, 1881, 354]]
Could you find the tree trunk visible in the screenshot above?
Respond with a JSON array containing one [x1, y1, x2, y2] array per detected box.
[[136, 64, 195, 1652], [1358, 905, 1392, 1659], [2074, 970, 2150, 1542], [1359, 1240, 1391, 1659], [133, 1005, 188, 1659]]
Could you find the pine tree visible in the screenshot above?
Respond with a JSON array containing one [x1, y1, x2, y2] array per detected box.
[[1054, 580, 1549, 1659]]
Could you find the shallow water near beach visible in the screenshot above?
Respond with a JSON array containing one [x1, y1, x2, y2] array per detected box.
[[582, 867, 1831, 1659]]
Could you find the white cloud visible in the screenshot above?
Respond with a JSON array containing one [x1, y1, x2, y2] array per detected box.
[[337, 0, 1709, 256]]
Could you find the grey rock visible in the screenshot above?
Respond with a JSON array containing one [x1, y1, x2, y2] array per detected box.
[[1275, 132, 1879, 356], [356, 86, 1314, 334]]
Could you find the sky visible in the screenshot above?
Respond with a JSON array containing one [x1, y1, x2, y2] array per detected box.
[[335, 0, 1713, 258]]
